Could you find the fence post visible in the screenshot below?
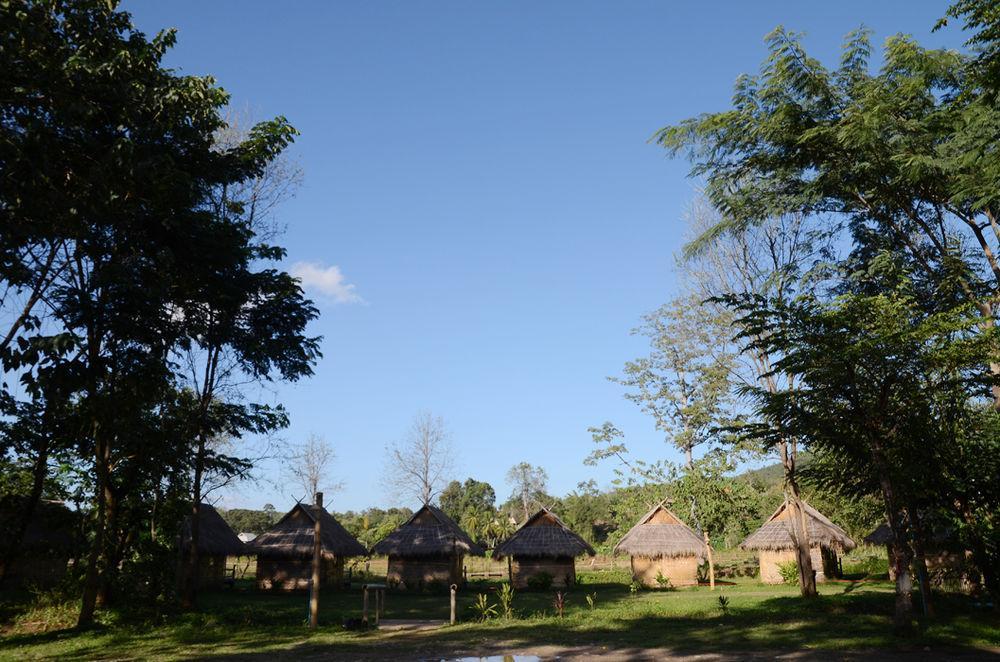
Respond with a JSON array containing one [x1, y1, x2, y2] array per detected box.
[[450, 584, 457, 625], [362, 584, 369, 627]]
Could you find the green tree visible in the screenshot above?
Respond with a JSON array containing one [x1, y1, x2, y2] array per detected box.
[[612, 295, 734, 469], [729, 256, 998, 630], [659, 25, 1000, 407], [505, 462, 548, 522]]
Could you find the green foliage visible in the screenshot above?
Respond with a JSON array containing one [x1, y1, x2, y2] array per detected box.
[[585, 592, 597, 610], [777, 561, 800, 586], [526, 572, 554, 591], [496, 582, 515, 619], [469, 593, 497, 622], [717, 595, 731, 616], [655, 571, 673, 590], [438, 478, 497, 546], [219, 507, 279, 535]]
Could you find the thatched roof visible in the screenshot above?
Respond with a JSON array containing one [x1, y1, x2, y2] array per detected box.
[[864, 522, 956, 547], [864, 523, 892, 546], [494, 508, 596, 560], [371, 504, 484, 558], [251, 502, 367, 559], [613, 502, 707, 559], [741, 501, 856, 552], [180, 503, 245, 557], [0, 497, 75, 554]]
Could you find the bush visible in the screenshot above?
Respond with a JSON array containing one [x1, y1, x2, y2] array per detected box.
[[777, 560, 799, 585], [496, 582, 515, 619], [526, 572, 553, 591], [655, 570, 673, 590]]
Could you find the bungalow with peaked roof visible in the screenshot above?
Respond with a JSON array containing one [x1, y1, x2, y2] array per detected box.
[[864, 522, 979, 591], [741, 501, 855, 584], [614, 502, 707, 587], [180, 503, 246, 587], [494, 508, 595, 589], [0, 498, 75, 588], [371, 504, 483, 589], [251, 497, 366, 591]]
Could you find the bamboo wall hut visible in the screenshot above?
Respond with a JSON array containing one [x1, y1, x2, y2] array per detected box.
[[741, 501, 855, 584], [251, 500, 366, 591], [180, 503, 246, 587], [614, 502, 707, 587], [371, 504, 483, 589], [494, 508, 595, 589], [0, 498, 75, 588], [864, 522, 979, 590]]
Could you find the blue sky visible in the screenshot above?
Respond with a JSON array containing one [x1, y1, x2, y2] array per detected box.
[[124, 1, 966, 513]]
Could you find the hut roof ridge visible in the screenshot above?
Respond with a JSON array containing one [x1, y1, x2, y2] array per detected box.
[[250, 502, 367, 559], [613, 501, 707, 559], [494, 508, 596, 560], [371, 503, 484, 557], [740, 500, 856, 552]]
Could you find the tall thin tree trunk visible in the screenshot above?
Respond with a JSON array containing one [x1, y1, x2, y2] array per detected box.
[[78, 430, 109, 628], [181, 434, 206, 610], [872, 451, 914, 632], [97, 487, 120, 607], [907, 506, 934, 618], [781, 440, 816, 597]]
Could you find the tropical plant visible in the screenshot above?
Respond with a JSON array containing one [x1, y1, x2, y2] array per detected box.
[[469, 593, 497, 622], [496, 582, 515, 619]]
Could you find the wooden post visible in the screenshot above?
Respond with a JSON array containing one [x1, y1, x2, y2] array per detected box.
[[309, 492, 323, 629], [450, 584, 457, 625], [374, 588, 381, 625], [703, 530, 715, 590], [362, 584, 369, 626], [507, 556, 513, 583]]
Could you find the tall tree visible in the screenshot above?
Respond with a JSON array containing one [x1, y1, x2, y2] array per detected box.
[[728, 256, 998, 630], [658, 25, 1000, 406], [505, 462, 548, 522], [612, 294, 734, 469], [287, 433, 339, 502], [1, 0, 318, 624], [682, 201, 833, 597], [384, 411, 455, 505]]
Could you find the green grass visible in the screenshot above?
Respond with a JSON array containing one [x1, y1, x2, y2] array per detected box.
[[1, 573, 998, 660]]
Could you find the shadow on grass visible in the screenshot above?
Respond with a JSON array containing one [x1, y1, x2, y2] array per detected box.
[[3, 583, 998, 660]]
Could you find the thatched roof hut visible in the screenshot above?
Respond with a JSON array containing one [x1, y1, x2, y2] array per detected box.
[[494, 508, 595, 589], [864, 522, 979, 590], [0, 498, 75, 588], [614, 502, 706, 587], [371, 504, 483, 589], [372, 504, 483, 558], [180, 504, 245, 557], [251, 500, 366, 590], [179, 503, 245, 587], [741, 501, 855, 584]]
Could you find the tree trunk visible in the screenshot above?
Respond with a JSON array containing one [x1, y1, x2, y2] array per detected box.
[[0, 437, 49, 586], [78, 431, 110, 628], [97, 487, 120, 607], [181, 434, 207, 610], [907, 506, 934, 618], [955, 498, 999, 604], [876, 470, 914, 632], [780, 441, 816, 598]]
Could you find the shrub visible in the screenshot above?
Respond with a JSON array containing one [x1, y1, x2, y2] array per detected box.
[[552, 591, 566, 618], [496, 582, 515, 619], [526, 572, 553, 591], [469, 593, 497, 622], [655, 571, 673, 590], [629, 580, 642, 595], [777, 560, 799, 585], [717, 595, 730, 616], [585, 592, 597, 610]]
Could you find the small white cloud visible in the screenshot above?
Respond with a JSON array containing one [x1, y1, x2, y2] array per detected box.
[[290, 261, 365, 304]]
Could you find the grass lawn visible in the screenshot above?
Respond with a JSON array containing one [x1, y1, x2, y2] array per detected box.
[[1, 570, 998, 660]]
